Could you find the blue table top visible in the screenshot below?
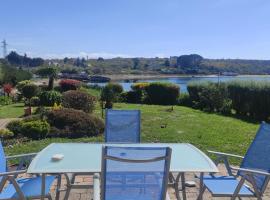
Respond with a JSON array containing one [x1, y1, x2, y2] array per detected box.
[[27, 143, 218, 174]]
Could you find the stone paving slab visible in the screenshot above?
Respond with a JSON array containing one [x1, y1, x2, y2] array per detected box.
[[47, 164, 270, 200]]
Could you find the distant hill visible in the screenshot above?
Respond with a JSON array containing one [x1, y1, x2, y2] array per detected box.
[[3, 51, 270, 75]]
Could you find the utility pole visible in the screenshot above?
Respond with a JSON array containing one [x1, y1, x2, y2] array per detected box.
[[1, 39, 8, 58]]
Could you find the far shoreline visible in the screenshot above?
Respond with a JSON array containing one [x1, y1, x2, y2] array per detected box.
[[106, 74, 270, 81]]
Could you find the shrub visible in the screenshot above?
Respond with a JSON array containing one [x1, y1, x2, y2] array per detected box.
[[227, 81, 270, 120], [187, 82, 231, 113], [3, 83, 13, 96], [6, 120, 23, 137], [144, 82, 180, 105], [100, 83, 123, 108], [0, 96, 12, 106], [62, 90, 95, 113], [39, 90, 62, 106], [17, 80, 33, 94], [30, 96, 40, 106], [45, 108, 104, 138], [0, 129, 14, 138], [59, 79, 81, 92], [21, 84, 39, 106], [20, 120, 50, 140]]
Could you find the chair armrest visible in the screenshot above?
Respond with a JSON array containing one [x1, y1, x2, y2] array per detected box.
[[230, 166, 270, 176], [6, 153, 37, 160], [207, 150, 244, 159], [0, 170, 27, 176], [93, 173, 100, 200]]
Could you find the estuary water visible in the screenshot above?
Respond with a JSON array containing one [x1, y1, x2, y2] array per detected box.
[[88, 75, 270, 93]]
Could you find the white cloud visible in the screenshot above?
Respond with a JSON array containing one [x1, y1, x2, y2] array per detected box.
[[41, 52, 134, 59]]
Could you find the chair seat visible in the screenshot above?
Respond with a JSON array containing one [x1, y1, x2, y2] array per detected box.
[[203, 176, 254, 197], [0, 175, 56, 199]]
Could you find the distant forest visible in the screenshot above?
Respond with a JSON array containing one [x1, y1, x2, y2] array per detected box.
[[3, 51, 270, 75]]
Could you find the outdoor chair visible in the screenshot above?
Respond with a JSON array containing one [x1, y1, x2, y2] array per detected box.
[[199, 122, 270, 200], [0, 141, 57, 200], [93, 146, 172, 200], [105, 109, 141, 143], [65, 110, 141, 199]]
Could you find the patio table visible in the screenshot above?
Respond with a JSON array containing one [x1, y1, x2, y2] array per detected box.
[[27, 143, 218, 200]]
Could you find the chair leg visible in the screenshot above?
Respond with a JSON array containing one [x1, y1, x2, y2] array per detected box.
[[197, 185, 206, 200], [64, 187, 71, 200], [231, 177, 245, 200]]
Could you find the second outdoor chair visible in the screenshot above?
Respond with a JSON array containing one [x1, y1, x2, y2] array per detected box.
[[99, 146, 172, 200], [105, 109, 141, 143]]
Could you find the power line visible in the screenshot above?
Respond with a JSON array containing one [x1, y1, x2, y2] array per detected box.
[[1, 39, 8, 58]]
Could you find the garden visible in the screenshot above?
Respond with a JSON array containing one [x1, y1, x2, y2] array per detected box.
[[0, 71, 261, 166]]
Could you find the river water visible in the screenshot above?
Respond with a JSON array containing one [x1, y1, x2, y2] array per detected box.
[[88, 75, 270, 93]]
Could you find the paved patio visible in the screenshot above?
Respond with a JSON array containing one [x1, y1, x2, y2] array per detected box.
[[44, 164, 270, 200]]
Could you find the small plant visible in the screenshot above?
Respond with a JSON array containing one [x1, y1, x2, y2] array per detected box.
[[0, 96, 12, 106], [0, 129, 14, 139], [3, 83, 13, 96], [6, 120, 23, 137]]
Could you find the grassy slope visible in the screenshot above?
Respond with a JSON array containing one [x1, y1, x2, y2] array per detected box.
[[5, 103, 259, 164]]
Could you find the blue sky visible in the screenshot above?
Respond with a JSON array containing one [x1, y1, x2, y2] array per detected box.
[[1, 0, 270, 59]]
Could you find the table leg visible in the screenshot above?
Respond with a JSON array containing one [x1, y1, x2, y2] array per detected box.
[[55, 174, 62, 200], [181, 173, 187, 200], [197, 172, 205, 200], [174, 173, 181, 200], [41, 173, 45, 200]]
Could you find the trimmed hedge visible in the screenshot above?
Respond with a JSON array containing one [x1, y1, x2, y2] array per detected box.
[[45, 108, 104, 138], [227, 81, 270, 120], [21, 120, 50, 140], [187, 82, 231, 113], [123, 82, 179, 105], [62, 90, 95, 113]]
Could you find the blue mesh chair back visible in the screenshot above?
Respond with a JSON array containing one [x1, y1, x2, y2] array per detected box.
[[101, 146, 171, 200], [105, 110, 141, 143], [238, 122, 270, 192], [0, 140, 6, 173]]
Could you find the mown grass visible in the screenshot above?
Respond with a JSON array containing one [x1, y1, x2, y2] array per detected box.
[[4, 103, 259, 165], [0, 103, 25, 118]]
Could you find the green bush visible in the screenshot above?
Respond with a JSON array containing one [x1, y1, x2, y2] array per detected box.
[[6, 120, 23, 137], [62, 90, 95, 113], [0, 96, 12, 106], [30, 96, 40, 106], [187, 82, 231, 113], [0, 129, 14, 138], [20, 120, 50, 140], [16, 80, 33, 94], [144, 82, 180, 105], [227, 81, 270, 120], [45, 108, 104, 138], [39, 90, 62, 106]]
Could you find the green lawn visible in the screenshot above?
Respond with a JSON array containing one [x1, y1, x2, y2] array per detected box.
[[4, 103, 259, 164], [0, 103, 25, 118]]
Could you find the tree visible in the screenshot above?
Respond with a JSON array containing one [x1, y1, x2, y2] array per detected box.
[[164, 59, 170, 67], [100, 83, 123, 111], [21, 84, 39, 109], [6, 51, 22, 65], [36, 67, 57, 90], [177, 54, 203, 73], [132, 58, 140, 69]]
